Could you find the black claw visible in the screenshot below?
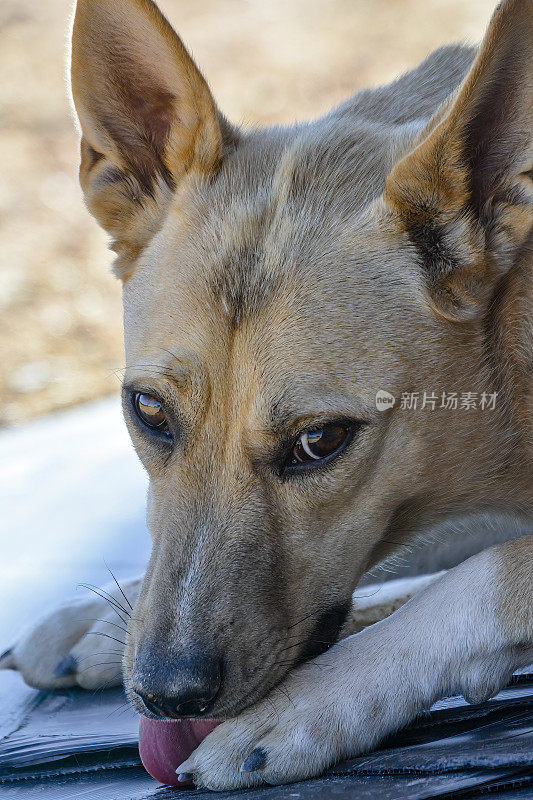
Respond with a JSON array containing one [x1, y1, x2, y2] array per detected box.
[[54, 654, 78, 677], [176, 772, 195, 783], [0, 647, 13, 662], [241, 747, 267, 773]]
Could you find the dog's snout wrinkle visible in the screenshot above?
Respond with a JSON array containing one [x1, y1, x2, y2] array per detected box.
[[132, 647, 222, 719]]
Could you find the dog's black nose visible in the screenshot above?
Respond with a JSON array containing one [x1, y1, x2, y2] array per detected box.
[[132, 650, 222, 718]]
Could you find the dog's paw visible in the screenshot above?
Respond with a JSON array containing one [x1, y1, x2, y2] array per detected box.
[[0, 580, 139, 690], [460, 649, 522, 705], [175, 644, 379, 791]]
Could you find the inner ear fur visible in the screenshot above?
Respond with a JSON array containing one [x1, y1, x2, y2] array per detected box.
[[385, 0, 533, 321], [70, 0, 236, 277]]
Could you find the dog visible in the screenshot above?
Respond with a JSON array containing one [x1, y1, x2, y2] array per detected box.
[[1, 0, 531, 790]]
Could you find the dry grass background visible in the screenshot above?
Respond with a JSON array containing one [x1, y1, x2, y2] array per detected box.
[[0, 0, 495, 425]]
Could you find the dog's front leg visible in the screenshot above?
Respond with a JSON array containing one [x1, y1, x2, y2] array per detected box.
[[0, 576, 143, 689], [180, 536, 532, 790]]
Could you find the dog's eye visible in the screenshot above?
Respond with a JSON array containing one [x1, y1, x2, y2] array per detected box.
[[132, 392, 170, 435], [289, 423, 351, 467]]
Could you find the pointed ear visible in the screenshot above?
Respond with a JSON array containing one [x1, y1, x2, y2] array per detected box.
[[385, 0, 532, 321], [70, 0, 232, 277]]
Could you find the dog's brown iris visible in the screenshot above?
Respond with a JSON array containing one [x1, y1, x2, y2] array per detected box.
[[292, 424, 350, 465], [134, 392, 169, 433]]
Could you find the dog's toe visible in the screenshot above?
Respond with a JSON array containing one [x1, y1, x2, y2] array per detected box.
[[69, 628, 123, 689], [0, 647, 15, 670], [54, 654, 78, 677], [241, 747, 267, 773]]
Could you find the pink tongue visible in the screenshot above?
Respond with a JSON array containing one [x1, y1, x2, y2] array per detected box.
[[139, 717, 221, 787]]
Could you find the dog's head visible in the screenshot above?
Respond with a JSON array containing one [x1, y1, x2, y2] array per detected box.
[[70, 0, 532, 718]]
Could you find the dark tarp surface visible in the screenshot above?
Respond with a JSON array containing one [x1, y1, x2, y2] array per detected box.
[[1, 671, 531, 800]]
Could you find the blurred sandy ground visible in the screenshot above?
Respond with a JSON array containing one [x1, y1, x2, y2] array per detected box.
[[0, 0, 494, 425]]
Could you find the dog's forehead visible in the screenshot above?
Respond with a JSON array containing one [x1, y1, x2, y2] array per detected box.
[[123, 120, 424, 380]]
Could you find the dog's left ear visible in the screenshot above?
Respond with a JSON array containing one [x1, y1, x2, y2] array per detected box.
[[385, 0, 532, 321], [70, 0, 234, 277]]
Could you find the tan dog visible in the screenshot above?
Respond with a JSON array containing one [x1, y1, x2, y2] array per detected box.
[[1, 0, 532, 790]]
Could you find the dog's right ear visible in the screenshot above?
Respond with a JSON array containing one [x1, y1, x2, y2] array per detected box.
[[70, 0, 232, 277], [384, 0, 532, 322]]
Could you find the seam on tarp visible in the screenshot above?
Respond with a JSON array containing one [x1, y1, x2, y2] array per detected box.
[[0, 759, 143, 783], [0, 741, 140, 768], [434, 772, 533, 799], [328, 764, 527, 777], [331, 759, 532, 777], [330, 766, 458, 776]]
